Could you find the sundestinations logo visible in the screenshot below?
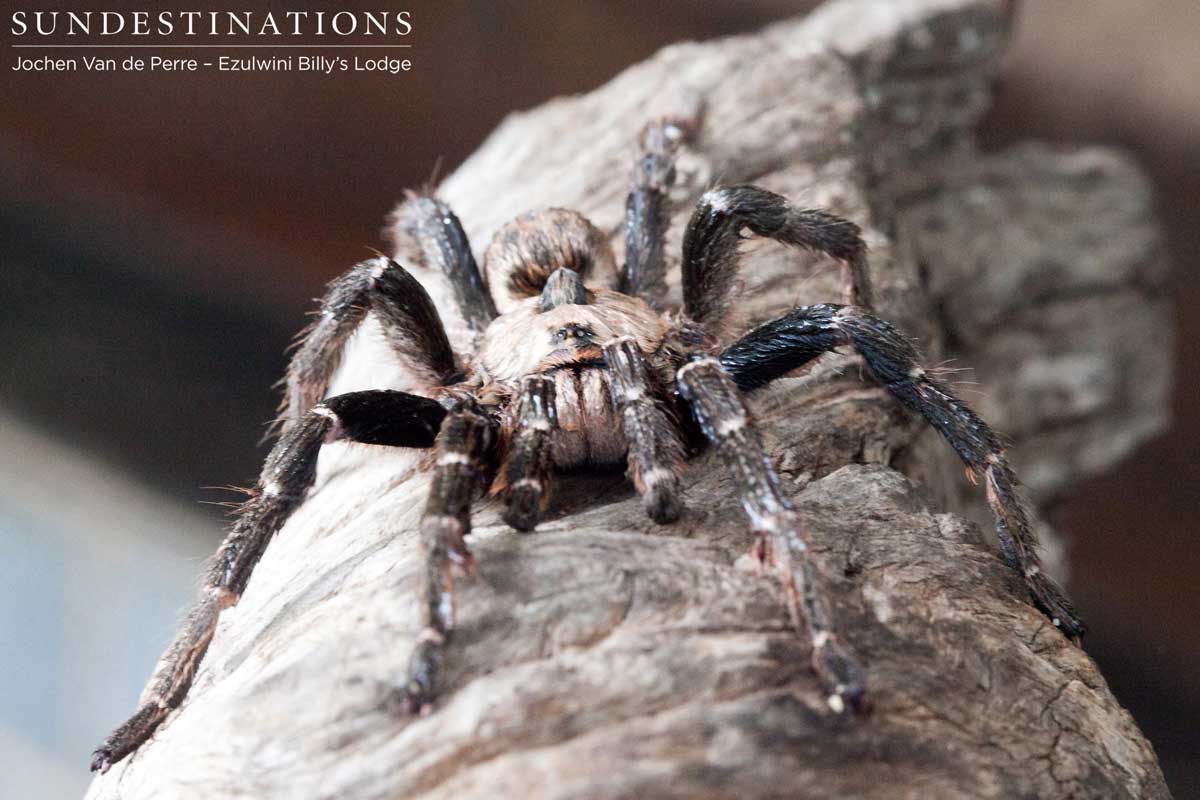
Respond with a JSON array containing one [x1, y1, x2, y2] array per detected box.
[[8, 9, 416, 75]]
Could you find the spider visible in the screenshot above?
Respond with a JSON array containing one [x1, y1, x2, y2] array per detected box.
[[92, 118, 1083, 773]]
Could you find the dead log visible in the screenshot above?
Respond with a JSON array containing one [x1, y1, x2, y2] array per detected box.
[[87, 1, 1172, 797]]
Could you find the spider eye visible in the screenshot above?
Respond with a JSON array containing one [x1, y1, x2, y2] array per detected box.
[[553, 324, 596, 344]]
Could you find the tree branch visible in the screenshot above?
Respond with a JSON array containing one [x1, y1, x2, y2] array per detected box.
[[88, 1, 1172, 797]]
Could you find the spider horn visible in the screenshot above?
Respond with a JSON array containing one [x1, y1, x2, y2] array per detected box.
[[540, 267, 589, 311]]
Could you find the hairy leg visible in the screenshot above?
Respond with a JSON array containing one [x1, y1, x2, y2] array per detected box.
[[619, 119, 688, 305], [719, 303, 1084, 639], [681, 185, 873, 328], [676, 357, 868, 714], [603, 336, 685, 523], [498, 375, 558, 532], [401, 401, 494, 714], [282, 257, 460, 428], [390, 193, 497, 335], [91, 390, 445, 771]]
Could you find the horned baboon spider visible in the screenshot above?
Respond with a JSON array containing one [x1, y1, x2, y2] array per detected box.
[[92, 118, 1083, 773]]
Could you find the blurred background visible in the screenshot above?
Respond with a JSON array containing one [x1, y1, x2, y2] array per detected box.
[[1, 1, 1196, 797]]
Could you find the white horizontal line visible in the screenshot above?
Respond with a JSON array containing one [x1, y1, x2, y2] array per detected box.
[[12, 44, 413, 48]]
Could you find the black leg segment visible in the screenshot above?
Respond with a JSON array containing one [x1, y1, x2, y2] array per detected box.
[[681, 185, 873, 329], [720, 303, 1084, 639], [402, 401, 494, 714], [391, 193, 497, 334], [90, 390, 446, 772], [93, 405, 335, 772], [322, 389, 447, 448], [677, 357, 868, 714], [619, 119, 687, 305], [499, 375, 558, 532], [718, 303, 845, 392], [604, 336, 685, 523], [282, 257, 459, 429]]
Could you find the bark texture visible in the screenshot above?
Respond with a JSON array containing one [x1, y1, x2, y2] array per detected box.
[[87, 1, 1172, 798]]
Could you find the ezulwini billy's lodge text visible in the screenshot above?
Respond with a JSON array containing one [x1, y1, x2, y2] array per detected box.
[[13, 54, 413, 74]]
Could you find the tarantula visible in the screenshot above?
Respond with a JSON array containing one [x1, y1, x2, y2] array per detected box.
[[92, 119, 1083, 773]]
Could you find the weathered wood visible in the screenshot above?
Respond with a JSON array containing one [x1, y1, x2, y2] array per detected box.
[[87, 1, 1172, 797]]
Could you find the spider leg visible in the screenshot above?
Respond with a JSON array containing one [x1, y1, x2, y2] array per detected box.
[[676, 357, 868, 714], [719, 303, 1084, 639], [283, 256, 459, 428], [390, 194, 497, 334], [619, 119, 688, 305], [91, 390, 445, 772], [681, 185, 873, 328], [401, 400, 494, 714], [603, 336, 685, 523], [498, 375, 558, 531]]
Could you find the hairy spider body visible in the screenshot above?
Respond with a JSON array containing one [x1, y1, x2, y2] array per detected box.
[[92, 119, 1083, 774]]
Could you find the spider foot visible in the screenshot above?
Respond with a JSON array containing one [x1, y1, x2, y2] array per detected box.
[[642, 478, 683, 524], [395, 688, 435, 718], [90, 747, 114, 775], [1029, 571, 1086, 642], [810, 631, 871, 716], [763, 517, 871, 717], [502, 483, 543, 532], [397, 630, 445, 716], [89, 697, 169, 772], [771, 558, 871, 717], [641, 93, 704, 150]]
